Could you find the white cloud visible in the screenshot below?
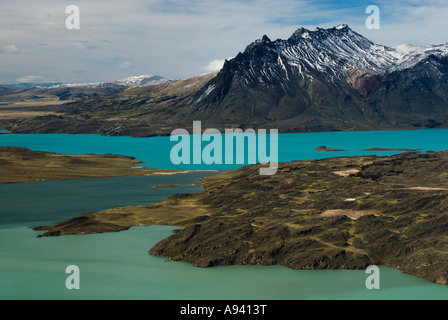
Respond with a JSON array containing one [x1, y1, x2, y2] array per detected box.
[[363, 0, 448, 46], [203, 59, 226, 72], [1, 44, 19, 54], [74, 42, 86, 49], [119, 61, 131, 69], [16, 75, 43, 83]]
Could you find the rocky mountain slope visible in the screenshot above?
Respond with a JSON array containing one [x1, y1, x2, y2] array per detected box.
[[191, 24, 448, 132]]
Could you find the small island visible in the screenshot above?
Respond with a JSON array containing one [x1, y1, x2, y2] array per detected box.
[[154, 184, 181, 188], [315, 146, 347, 152], [316, 146, 422, 152]]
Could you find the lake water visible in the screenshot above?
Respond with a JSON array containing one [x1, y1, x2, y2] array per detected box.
[[3, 225, 448, 300], [1, 129, 448, 170], [1, 129, 448, 300], [0, 173, 212, 226]]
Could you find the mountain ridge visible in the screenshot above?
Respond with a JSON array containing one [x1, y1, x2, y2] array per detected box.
[[41, 74, 171, 91], [190, 25, 448, 131], [2, 25, 448, 136], [0, 74, 172, 104]]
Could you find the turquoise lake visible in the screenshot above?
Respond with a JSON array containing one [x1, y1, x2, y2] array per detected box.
[[2, 129, 448, 170], [1, 129, 448, 300]]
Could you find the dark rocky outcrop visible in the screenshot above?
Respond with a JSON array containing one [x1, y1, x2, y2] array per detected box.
[[36, 151, 448, 285]]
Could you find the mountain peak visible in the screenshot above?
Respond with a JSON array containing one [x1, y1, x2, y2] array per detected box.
[[335, 24, 349, 30], [244, 34, 273, 52], [289, 27, 310, 41], [289, 24, 354, 43], [115, 74, 170, 87], [261, 35, 271, 43]]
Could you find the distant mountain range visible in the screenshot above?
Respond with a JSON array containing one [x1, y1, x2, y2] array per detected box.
[[42, 74, 171, 91], [0, 75, 171, 102], [1, 83, 63, 90], [3, 25, 448, 136]]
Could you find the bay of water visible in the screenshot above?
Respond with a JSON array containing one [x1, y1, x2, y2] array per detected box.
[[0, 173, 212, 226], [1, 129, 448, 300]]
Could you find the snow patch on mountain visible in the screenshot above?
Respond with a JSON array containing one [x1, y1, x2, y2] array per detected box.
[[42, 75, 171, 90], [390, 44, 448, 71]]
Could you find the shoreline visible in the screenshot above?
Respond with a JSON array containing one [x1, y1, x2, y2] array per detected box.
[[1, 126, 448, 139], [2, 144, 447, 285]]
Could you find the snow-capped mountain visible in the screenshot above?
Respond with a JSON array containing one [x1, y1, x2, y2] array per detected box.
[[217, 24, 448, 87], [190, 24, 448, 131], [20, 74, 173, 101], [44, 75, 171, 90]]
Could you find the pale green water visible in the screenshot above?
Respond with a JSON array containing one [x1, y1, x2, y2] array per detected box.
[[2, 226, 448, 300], [1, 130, 448, 299]]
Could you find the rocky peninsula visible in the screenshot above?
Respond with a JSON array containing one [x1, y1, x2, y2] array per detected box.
[[0, 146, 180, 184], [34, 151, 448, 285]]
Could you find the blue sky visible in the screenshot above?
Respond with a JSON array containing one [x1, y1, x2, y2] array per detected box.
[[1, 0, 447, 84]]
